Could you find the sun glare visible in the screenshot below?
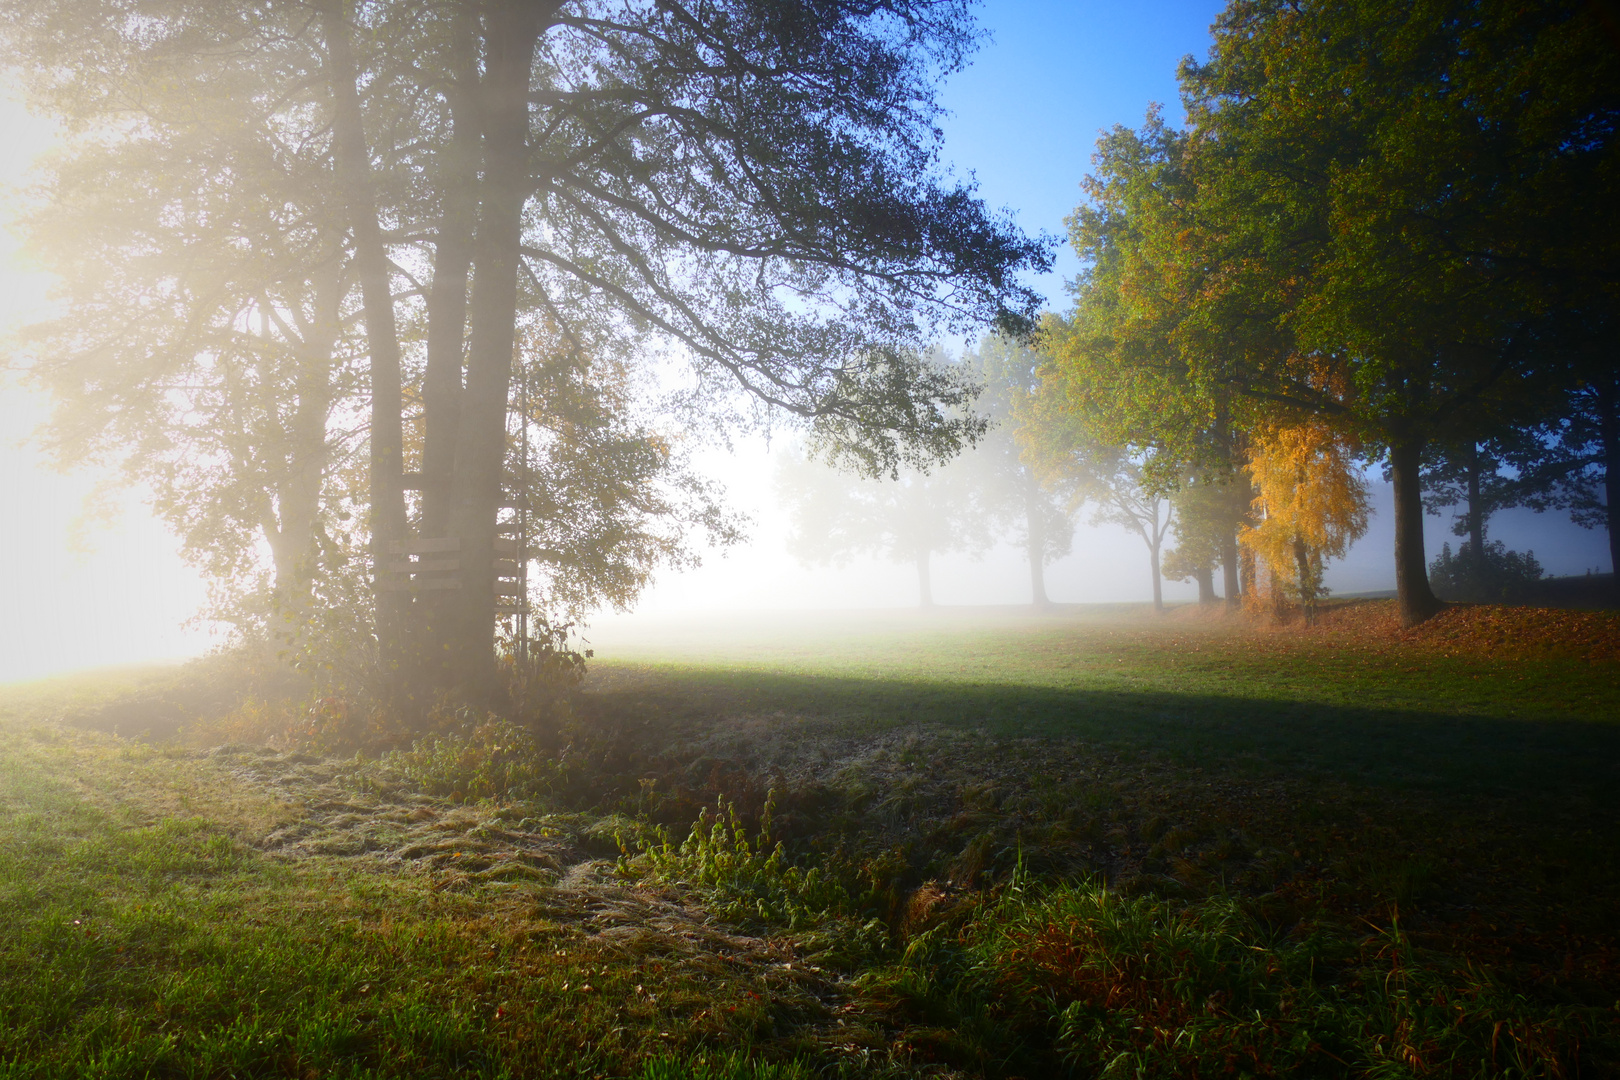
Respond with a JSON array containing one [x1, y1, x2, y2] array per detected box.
[[0, 89, 212, 683]]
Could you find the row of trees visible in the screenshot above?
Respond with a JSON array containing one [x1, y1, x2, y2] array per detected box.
[[1019, 0, 1616, 626], [3, 0, 1050, 700]]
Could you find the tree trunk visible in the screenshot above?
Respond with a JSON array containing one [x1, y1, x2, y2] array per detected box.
[[1390, 434, 1444, 625], [1149, 536, 1164, 613], [1221, 527, 1241, 606], [415, 11, 482, 685], [1599, 375, 1619, 577], [445, 0, 543, 692], [1217, 407, 1243, 606], [320, 0, 408, 672], [1293, 534, 1314, 624], [267, 258, 343, 607], [1024, 474, 1049, 607], [419, 8, 479, 539], [916, 550, 934, 608], [1465, 441, 1486, 572], [1195, 564, 1216, 604]]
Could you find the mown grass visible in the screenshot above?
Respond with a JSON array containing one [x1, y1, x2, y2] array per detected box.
[[4, 602, 1618, 1077]]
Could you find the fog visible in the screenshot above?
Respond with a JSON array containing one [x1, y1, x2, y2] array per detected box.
[[597, 441, 1613, 628]]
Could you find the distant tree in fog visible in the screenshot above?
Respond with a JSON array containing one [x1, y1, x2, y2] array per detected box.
[[962, 335, 1075, 607], [776, 450, 991, 607]]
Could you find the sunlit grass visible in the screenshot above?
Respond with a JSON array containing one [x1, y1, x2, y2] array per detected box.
[[0, 724, 812, 1079]]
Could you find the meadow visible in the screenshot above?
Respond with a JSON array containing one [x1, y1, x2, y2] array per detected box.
[[2, 601, 1617, 1078]]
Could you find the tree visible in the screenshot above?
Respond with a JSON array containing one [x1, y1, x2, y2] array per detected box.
[[1513, 369, 1620, 577], [10, 4, 365, 635], [1018, 374, 1175, 612], [1177, 0, 1620, 625], [962, 335, 1075, 607], [5, 0, 1052, 698], [1041, 115, 1253, 608], [1163, 473, 1251, 604], [1240, 420, 1370, 622], [1421, 437, 1525, 581], [776, 447, 990, 608]]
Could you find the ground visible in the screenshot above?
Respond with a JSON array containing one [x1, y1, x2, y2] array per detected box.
[[1, 601, 1617, 1078]]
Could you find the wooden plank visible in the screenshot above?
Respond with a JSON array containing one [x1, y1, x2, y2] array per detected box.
[[493, 581, 525, 597], [493, 603, 529, 615], [385, 537, 460, 555], [492, 537, 520, 555], [374, 576, 459, 592], [492, 558, 522, 575], [380, 559, 459, 573], [401, 472, 426, 490]]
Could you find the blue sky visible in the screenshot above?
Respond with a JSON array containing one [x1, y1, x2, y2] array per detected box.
[[936, 0, 1228, 308]]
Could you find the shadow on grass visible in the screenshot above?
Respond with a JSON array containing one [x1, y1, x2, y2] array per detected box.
[[588, 666, 1620, 813]]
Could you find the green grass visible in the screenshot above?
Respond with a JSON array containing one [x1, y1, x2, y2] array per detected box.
[[3, 603, 1617, 1077], [0, 725, 814, 1079], [585, 606, 1620, 805]]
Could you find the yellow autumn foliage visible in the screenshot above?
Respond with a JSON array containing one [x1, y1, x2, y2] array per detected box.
[[1240, 420, 1370, 609]]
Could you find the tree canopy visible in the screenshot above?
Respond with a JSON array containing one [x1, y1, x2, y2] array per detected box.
[[4, 0, 1051, 697]]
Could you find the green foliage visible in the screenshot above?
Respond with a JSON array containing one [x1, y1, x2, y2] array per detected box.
[[384, 713, 563, 802], [1429, 541, 1546, 604], [872, 880, 1612, 1077], [622, 794, 874, 936]]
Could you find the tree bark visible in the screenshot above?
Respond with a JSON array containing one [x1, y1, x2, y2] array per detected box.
[[1221, 527, 1241, 606], [419, 8, 480, 539], [320, 0, 408, 672], [1390, 434, 1444, 625], [445, 0, 544, 691], [916, 550, 934, 608]]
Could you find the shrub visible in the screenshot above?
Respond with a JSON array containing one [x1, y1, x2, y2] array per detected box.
[[1429, 541, 1544, 603]]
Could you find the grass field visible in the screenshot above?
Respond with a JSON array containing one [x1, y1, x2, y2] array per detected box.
[[2, 601, 1617, 1078]]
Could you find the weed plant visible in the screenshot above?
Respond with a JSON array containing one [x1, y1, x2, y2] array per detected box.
[[384, 711, 564, 801], [620, 793, 892, 961]]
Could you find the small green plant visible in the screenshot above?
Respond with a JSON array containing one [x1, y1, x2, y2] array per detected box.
[[621, 792, 875, 937], [384, 711, 562, 801]]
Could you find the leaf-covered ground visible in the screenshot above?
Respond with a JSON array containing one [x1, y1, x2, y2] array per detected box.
[[3, 601, 1617, 1077]]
